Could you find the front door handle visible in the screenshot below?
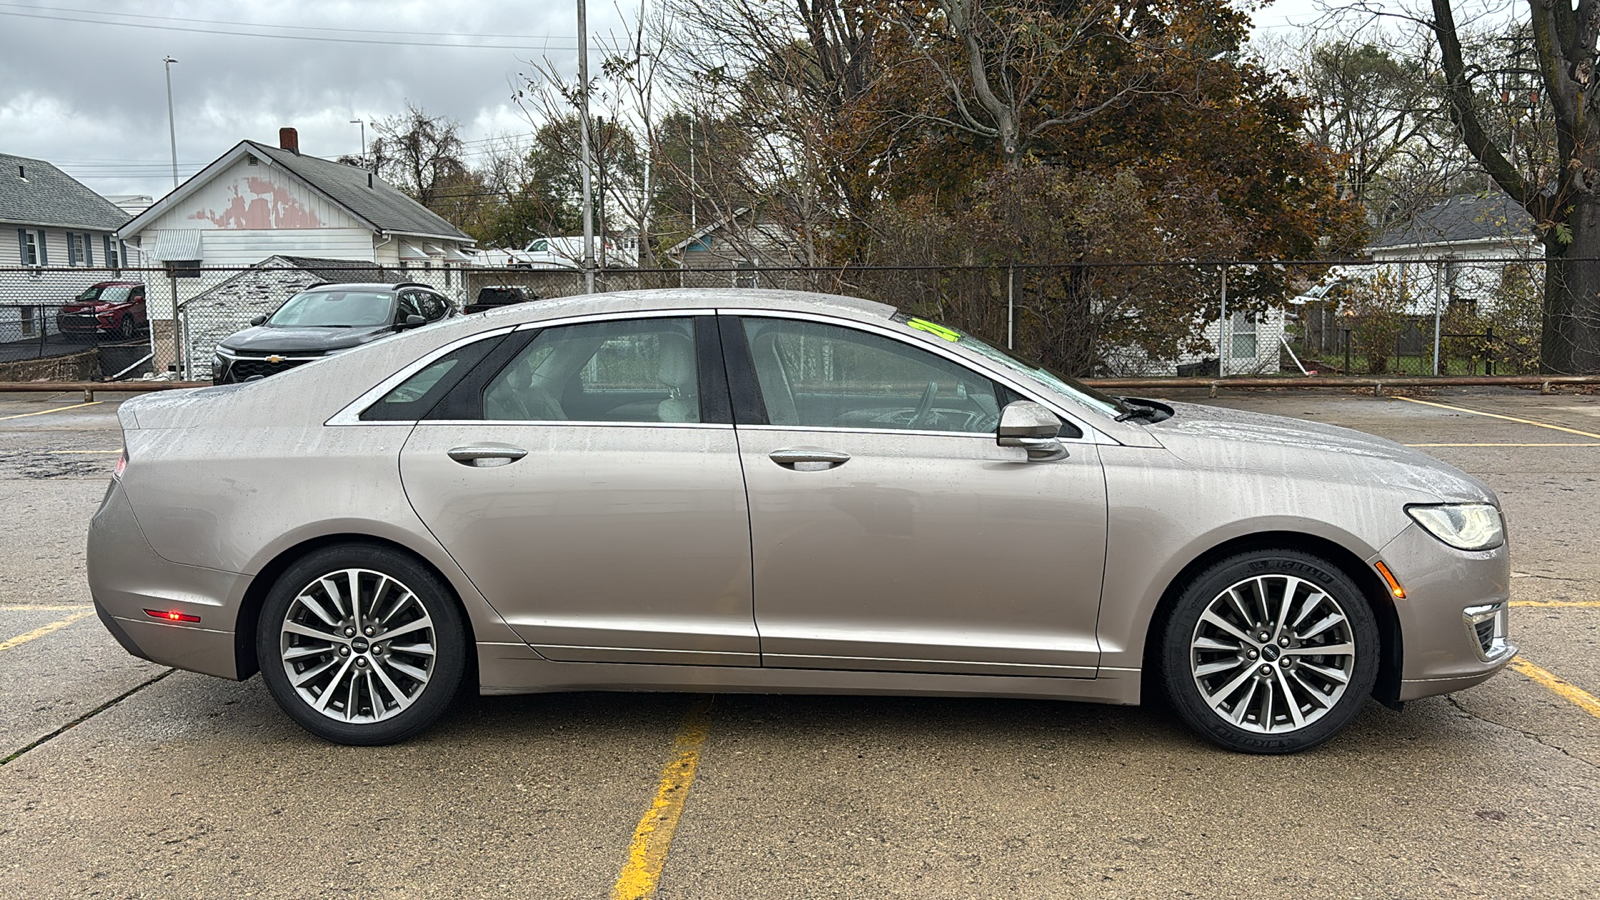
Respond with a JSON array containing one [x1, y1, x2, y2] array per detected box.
[[448, 444, 529, 467], [770, 447, 851, 471]]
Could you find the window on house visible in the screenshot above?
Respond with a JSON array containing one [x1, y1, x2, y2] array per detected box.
[[18, 230, 40, 266], [733, 259, 758, 288], [103, 236, 120, 271], [1230, 311, 1258, 358]]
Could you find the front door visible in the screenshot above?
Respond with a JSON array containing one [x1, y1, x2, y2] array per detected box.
[[728, 314, 1108, 677], [399, 314, 758, 666]]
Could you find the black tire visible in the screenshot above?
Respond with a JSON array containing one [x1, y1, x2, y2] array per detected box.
[[116, 316, 135, 341], [1160, 549, 1379, 754], [256, 543, 466, 745]]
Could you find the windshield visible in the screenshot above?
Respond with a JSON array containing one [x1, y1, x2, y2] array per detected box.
[[75, 285, 132, 305], [267, 290, 395, 328], [893, 313, 1128, 418]]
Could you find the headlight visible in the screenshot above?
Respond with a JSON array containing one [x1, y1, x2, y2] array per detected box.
[[1406, 503, 1504, 551]]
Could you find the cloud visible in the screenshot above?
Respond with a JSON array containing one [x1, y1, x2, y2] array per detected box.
[[0, 0, 619, 198]]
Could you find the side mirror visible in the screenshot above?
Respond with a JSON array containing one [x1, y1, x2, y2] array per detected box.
[[997, 401, 1068, 461], [249, 314, 267, 327], [404, 314, 426, 328]]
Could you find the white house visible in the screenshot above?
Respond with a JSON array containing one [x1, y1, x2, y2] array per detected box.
[[118, 128, 474, 371], [2, 151, 140, 345], [1367, 192, 1538, 315]]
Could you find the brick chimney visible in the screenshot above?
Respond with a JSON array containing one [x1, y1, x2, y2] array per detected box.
[[279, 127, 300, 154]]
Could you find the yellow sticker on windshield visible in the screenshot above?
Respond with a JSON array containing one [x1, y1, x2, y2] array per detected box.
[[906, 318, 960, 342]]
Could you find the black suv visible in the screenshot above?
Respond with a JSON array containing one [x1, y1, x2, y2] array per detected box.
[[213, 282, 455, 384]]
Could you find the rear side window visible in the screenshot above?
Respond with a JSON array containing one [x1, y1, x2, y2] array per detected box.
[[361, 336, 503, 421]]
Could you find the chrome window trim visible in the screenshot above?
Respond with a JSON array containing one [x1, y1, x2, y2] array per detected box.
[[715, 307, 1113, 445], [739, 423, 1031, 440], [414, 420, 734, 430], [327, 310, 717, 427]]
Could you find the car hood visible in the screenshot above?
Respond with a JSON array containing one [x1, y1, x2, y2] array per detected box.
[[219, 324, 393, 354], [1145, 401, 1497, 504]]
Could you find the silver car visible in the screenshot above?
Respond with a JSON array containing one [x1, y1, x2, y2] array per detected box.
[[87, 289, 1515, 753]]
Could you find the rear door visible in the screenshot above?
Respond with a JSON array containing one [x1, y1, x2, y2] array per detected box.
[[398, 313, 758, 665]]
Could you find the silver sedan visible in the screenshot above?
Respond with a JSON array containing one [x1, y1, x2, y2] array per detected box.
[[87, 289, 1515, 753]]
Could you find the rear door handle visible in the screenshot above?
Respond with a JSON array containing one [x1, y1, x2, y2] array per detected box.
[[769, 447, 851, 470], [448, 444, 529, 467]]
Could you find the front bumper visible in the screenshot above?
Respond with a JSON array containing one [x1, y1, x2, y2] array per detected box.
[[1378, 522, 1517, 701], [87, 477, 249, 679]]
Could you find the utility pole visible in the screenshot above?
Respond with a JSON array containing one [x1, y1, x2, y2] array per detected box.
[[349, 119, 368, 170], [578, 0, 596, 293], [163, 57, 179, 189]]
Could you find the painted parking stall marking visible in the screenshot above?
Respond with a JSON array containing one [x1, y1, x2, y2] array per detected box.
[[0, 400, 102, 421], [1511, 656, 1600, 720], [0, 610, 95, 652], [1395, 395, 1600, 438], [612, 697, 715, 900]]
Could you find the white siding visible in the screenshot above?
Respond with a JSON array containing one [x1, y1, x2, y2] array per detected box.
[[152, 156, 364, 234]]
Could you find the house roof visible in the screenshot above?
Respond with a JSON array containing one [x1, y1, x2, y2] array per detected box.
[[119, 139, 472, 244], [0, 152, 131, 231], [1369, 193, 1535, 250], [188, 255, 403, 304]]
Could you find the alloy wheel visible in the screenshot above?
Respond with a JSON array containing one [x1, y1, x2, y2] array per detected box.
[[278, 568, 437, 724], [1189, 573, 1357, 734]]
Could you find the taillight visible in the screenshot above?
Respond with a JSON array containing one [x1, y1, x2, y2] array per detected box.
[[113, 450, 127, 480]]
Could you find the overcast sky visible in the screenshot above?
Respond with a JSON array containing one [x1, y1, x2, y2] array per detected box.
[[1, 0, 1330, 203]]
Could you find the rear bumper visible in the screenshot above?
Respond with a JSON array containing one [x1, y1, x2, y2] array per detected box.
[[1379, 522, 1517, 700], [87, 478, 249, 680]]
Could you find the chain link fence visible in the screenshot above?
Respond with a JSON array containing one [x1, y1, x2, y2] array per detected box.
[[0, 254, 1553, 383]]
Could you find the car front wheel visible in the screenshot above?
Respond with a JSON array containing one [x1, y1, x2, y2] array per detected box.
[[256, 544, 466, 745], [1160, 549, 1379, 754]]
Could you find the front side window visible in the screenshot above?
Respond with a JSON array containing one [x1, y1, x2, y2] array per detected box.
[[740, 317, 1004, 434], [268, 290, 396, 327], [483, 317, 701, 423], [396, 291, 424, 322], [418, 292, 449, 321]]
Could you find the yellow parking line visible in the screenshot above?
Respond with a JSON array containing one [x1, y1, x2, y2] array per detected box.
[[1511, 656, 1600, 719], [612, 697, 714, 900], [0, 610, 95, 652], [0, 604, 92, 611], [48, 449, 123, 454], [1511, 600, 1600, 608], [0, 401, 102, 421], [1406, 442, 1600, 447], [1393, 396, 1600, 440]]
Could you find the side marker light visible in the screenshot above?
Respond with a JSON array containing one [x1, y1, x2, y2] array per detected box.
[[1374, 561, 1406, 599], [143, 609, 201, 623]]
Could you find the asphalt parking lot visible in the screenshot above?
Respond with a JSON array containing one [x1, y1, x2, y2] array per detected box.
[[1, 386, 1597, 898]]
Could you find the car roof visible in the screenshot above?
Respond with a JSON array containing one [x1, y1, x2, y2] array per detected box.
[[471, 287, 898, 326], [303, 282, 411, 293]]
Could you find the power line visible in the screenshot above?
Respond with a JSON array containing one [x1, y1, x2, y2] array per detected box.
[[0, 2, 579, 41], [0, 8, 598, 51]]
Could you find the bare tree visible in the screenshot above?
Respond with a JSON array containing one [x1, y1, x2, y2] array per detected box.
[[371, 103, 469, 208]]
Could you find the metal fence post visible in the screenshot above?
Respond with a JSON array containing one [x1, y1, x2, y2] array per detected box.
[[1006, 264, 1015, 350], [170, 269, 183, 377], [1218, 263, 1229, 377], [1432, 260, 1443, 376]]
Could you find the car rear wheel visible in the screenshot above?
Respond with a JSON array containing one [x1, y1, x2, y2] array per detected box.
[[257, 544, 466, 745], [1160, 550, 1379, 754]]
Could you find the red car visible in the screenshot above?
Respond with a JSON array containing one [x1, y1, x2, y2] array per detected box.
[[56, 282, 147, 340]]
